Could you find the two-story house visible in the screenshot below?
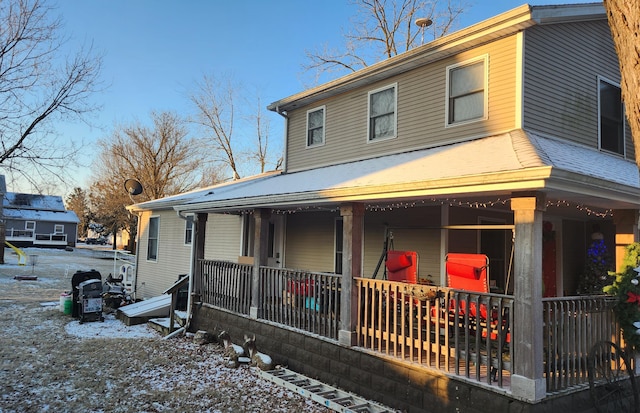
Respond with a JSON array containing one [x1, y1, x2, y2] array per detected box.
[[129, 3, 640, 412], [1, 176, 79, 249]]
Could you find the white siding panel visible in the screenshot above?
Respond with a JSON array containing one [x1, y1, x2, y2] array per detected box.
[[286, 35, 518, 172], [136, 209, 191, 299], [285, 212, 337, 272], [523, 21, 629, 157], [204, 213, 242, 261]]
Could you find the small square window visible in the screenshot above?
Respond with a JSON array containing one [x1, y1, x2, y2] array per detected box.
[[446, 56, 487, 125], [598, 77, 624, 155], [306, 106, 325, 147], [25, 221, 35, 230], [368, 84, 397, 141], [54, 224, 64, 234]]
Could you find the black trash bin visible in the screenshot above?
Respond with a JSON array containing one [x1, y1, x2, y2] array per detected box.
[[71, 270, 101, 318]]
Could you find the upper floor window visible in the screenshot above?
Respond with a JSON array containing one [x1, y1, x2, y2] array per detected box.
[[306, 106, 325, 147], [446, 55, 488, 125], [25, 221, 35, 230], [54, 224, 64, 234], [598, 77, 624, 155], [147, 216, 159, 261], [184, 218, 193, 245], [368, 83, 397, 141]]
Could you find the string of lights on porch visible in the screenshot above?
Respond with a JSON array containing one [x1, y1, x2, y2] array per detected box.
[[253, 197, 613, 218]]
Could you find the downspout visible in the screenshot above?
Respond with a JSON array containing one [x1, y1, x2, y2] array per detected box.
[[177, 210, 195, 332], [274, 106, 289, 172]]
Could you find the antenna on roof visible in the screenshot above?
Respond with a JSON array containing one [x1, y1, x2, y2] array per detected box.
[[415, 17, 433, 45]]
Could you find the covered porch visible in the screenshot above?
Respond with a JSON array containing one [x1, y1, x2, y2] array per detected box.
[[176, 132, 640, 406], [185, 190, 636, 403]]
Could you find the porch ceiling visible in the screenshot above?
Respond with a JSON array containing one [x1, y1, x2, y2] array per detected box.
[[171, 130, 640, 215]]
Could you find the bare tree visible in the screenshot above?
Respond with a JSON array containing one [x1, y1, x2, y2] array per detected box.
[[246, 97, 282, 173], [0, 0, 103, 189], [190, 75, 283, 180], [603, 0, 640, 168], [89, 111, 219, 250], [304, 0, 467, 80], [191, 75, 242, 180]]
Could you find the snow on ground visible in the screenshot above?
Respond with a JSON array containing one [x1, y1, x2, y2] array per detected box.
[[0, 246, 336, 413], [63, 312, 160, 339]]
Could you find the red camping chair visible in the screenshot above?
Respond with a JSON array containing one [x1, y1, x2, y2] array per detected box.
[[446, 252, 510, 343], [385, 250, 421, 310], [446, 253, 489, 320], [386, 250, 418, 284]]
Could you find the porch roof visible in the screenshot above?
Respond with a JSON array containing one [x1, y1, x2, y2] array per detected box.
[[165, 130, 640, 214]]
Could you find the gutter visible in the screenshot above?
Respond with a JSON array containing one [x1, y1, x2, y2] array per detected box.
[[176, 210, 195, 333], [273, 106, 289, 173]]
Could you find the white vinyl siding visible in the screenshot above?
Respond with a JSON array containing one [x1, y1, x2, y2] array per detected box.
[[446, 55, 488, 125], [522, 20, 633, 158], [306, 106, 325, 147], [285, 212, 337, 272], [598, 77, 624, 155], [136, 209, 193, 299], [285, 35, 517, 172], [204, 214, 242, 261]]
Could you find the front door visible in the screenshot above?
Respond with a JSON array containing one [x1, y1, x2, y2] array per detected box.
[[267, 215, 285, 268]]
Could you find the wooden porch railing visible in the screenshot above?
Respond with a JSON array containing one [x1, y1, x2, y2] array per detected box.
[[260, 267, 341, 340], [542, 295, 620, 393], [197, 260, 252, 315], [355, 277, 514, 389], [194, 261, 624, 395]]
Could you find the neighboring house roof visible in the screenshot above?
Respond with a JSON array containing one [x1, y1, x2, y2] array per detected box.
[[160, 130, 639, 214], [2, 192, 80, 223], [267, 3, 605, 114], [3, 208, 79, 224], [4, 193, 66, 211]]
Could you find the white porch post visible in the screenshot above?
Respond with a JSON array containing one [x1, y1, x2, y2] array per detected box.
[[510, 193, 546, 401], [250, 209, 271, 319], [338, 203, 364, 346]]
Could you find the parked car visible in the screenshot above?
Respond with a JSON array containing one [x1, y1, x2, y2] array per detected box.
[[85, 237, 107, 245]]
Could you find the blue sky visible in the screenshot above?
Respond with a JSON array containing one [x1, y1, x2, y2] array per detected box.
[[32, 0, 589, 194]]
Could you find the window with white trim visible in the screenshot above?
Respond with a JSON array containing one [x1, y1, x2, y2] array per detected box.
[[184, 218, 193, 245], [446, 56, 487, 125], [25, 221, 35, 230], [147, 216, 159, 261], [598, 77, 624, 155], [306, 106, 325, 147], [368, 84, 397, 141], [54, 224, 64, 234]]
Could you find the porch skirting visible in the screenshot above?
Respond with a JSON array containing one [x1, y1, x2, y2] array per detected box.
[[190, 303, 596, 413]]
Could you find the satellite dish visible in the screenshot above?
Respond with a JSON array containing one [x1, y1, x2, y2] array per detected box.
[[124, 179, 143, 196]]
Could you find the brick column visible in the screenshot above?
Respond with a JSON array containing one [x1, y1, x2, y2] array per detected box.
[[250, 209, 271, 318], [338, 203, 364, 346], [613, 210, 639, 272], [510, 193, 546, 401]]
